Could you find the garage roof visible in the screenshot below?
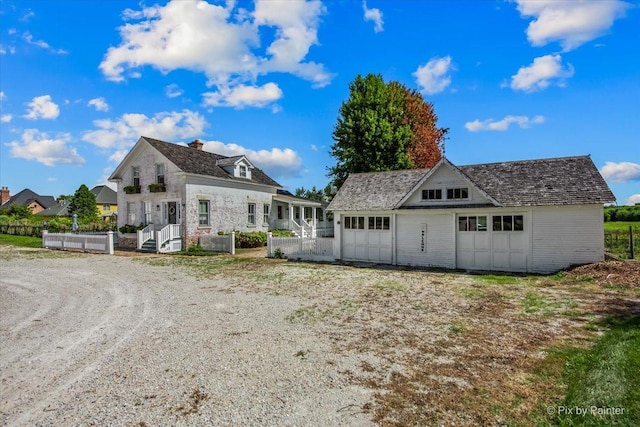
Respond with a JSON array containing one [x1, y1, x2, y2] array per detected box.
[[327, 155, 615, 211]]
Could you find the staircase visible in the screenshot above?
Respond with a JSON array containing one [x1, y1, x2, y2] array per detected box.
[[139, 239, 157, 252]]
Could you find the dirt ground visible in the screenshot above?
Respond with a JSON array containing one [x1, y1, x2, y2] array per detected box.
[[1, 246, 638, 426], [565, 260, 640, 288]]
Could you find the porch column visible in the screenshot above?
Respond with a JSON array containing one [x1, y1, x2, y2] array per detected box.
[[312, 206, 317, 237]]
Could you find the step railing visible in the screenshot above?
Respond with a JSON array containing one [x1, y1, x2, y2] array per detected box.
[[155, 224, 182, 252], [137, 224, 154, 250]]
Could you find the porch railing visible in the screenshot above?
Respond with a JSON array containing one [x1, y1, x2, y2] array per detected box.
[[156, 224, 181, 252], [137, 225, 154, 249]]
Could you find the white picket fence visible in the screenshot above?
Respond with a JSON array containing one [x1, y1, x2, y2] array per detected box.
[[267, 233, 335, 262], [42, 230, 115, 255]]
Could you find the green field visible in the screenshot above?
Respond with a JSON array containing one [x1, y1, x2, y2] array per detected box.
[[0, 234, 43, 248]]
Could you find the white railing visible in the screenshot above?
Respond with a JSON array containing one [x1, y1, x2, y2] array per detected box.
[[267, 233, 335, 262], [155, 224, 182, 253], [137, 225, 154, 249], [273, 219, 290, 230], [300, 218, 314, 238], [199, 232, 235, 254], [43, 231, 114, 255]]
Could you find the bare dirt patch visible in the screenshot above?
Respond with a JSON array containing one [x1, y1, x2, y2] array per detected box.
[[565, 260, 640, 288]]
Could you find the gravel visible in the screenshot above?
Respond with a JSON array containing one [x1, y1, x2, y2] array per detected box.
[[0, 248, 372, 426]]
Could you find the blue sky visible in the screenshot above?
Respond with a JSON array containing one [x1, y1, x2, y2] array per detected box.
[[1, 0, 639, 205]]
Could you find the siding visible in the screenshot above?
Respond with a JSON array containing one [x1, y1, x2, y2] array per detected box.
[[396, 213, 455, 268], [531, 205, 605, 273], [402, 166, 490, 208]]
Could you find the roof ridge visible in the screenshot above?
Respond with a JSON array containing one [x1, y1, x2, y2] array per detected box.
[[460, 154, 591, 168]]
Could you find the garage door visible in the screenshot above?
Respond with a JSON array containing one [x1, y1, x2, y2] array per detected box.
[[457, 214, 528, 272], [342, 215, 392, 263]]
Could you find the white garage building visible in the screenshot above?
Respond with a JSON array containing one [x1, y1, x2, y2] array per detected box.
[[327, 156, 615, 274]]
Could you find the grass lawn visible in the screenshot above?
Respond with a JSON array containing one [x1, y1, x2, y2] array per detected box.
[[0, 234, 42, 248], [604, 221, 640, 233]]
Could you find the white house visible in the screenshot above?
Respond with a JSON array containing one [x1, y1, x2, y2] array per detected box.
[[326, 156, 615, 273], [108, 136, 330, 251]]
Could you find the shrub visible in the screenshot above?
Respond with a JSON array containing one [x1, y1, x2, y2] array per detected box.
[[119, 223, 145, 234]]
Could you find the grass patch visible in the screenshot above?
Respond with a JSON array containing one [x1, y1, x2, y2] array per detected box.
[[373, 279, 408, 292], [0, 234, 42, 248], [540, 316, 640, 426], [476, 274, 521, 285], [522, 291, 553, 316]]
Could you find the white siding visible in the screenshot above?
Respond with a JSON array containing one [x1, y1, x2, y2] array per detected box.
[[396, 213, 455, 269], [531, 205, 605, 273], [402, 165, 491, 208]]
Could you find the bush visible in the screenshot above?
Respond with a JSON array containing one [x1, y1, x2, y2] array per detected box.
[[235, 231, 268, 248], [119, 223, 145, 234]]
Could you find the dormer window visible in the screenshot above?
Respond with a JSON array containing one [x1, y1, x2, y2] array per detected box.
[[239, 165, 247, 178]]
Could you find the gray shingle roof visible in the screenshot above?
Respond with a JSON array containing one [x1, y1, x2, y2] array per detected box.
[[459, 156, 615, 206], [327, 169, 427, 211], [327, 155, 615, 211], [1, 188, 57, 209], [90, 185, 117, 205], [142, 137, 280, 188]]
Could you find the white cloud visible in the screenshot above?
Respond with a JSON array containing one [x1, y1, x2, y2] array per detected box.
[[600, 161, 640, 183], [0, 91, 6, 101], [202, 140, 302, 178], [362, 1, 384, 33], [166, 83, 183, 98], [88, 97, 109, 112], [82, 109, 207, 151], [626, 194, 640, 206], [202, 82, 283, 108], [99, 0, 332, 105], [510, 54, 574, 92], [413, 56, 454, 95], [465, 115, 545, 132], [24, 95, 60, 120], [23, 32, 68, 54], [513, 0, 631, 51], [310, 144, 318, 152], [6, 129, 85, 166], [1, 114, 12, 123]]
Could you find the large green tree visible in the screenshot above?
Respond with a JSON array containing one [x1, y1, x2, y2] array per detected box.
[[68, 184, 99, 221], [328, 74, 447, 188]]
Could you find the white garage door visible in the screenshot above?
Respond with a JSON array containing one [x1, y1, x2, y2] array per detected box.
[[457, 214, 528, 272], [342, 215, 392, 263]]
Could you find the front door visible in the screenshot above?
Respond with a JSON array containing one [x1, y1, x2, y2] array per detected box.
[[165, 201, 179, 225]]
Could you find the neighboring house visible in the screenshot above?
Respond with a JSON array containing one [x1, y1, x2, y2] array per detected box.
[[0, 187, 57, 214], [36, 199, 70, 217], [327, 156, 615, 274], [108, 136, 328, 251], [90, 185, 118, 221]]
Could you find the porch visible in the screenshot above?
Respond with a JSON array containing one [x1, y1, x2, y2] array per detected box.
[[271, 191, 333, 238], [136, 223, 182, 253]]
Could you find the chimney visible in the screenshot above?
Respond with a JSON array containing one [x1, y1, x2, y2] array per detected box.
[[188, 139, 204, 151], [1, 187, 9, 205]]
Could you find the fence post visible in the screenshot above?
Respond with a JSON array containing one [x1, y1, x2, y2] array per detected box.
[[266, 232, 272, 257], [42, 229, 48, 248], [630, 226, 635, 260], [299, 235, 303, 254], [230, 231, 236, 255], [107, 231, 115, 255]]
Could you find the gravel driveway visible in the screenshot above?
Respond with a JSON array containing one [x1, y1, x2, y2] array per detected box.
[[0, 248, 372, 426]]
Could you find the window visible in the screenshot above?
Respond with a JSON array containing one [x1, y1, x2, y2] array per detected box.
[[239, 165, 247, 178], [344, 216, 365, 230], [132, 166, 140, 188], [263, 204, 270, 225], [493, 215, 524, 231], [368, 216, 390, 230], [156, 164, 165, 185], [103, 204, 111, 211], [447, 187, 468, 200], [422, 189, 442, 200], [127, 202, 136, 224], [198, 200, 210, 226], [248, 203, 256, 225], [143, 202, 152, 225], [458, 216, 487, 231]]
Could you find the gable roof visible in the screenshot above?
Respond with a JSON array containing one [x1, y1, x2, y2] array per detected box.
[[141, 137, 280, 187], [90, 185, 117, 205], [1, 188, 57, 209], [36, 200, 70, 216], [327, 155, 615, 211]]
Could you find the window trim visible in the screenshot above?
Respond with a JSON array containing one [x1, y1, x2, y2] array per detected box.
[[493, 215, 524, 232], [198, 200, 210, 227], [422, 188, 443, 200], [248, 202, 256, 225], [447, 187, 469, 200], [156, 163, 165, 185], [263, 204, 270, 225], [132, 166, 140, 188]]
